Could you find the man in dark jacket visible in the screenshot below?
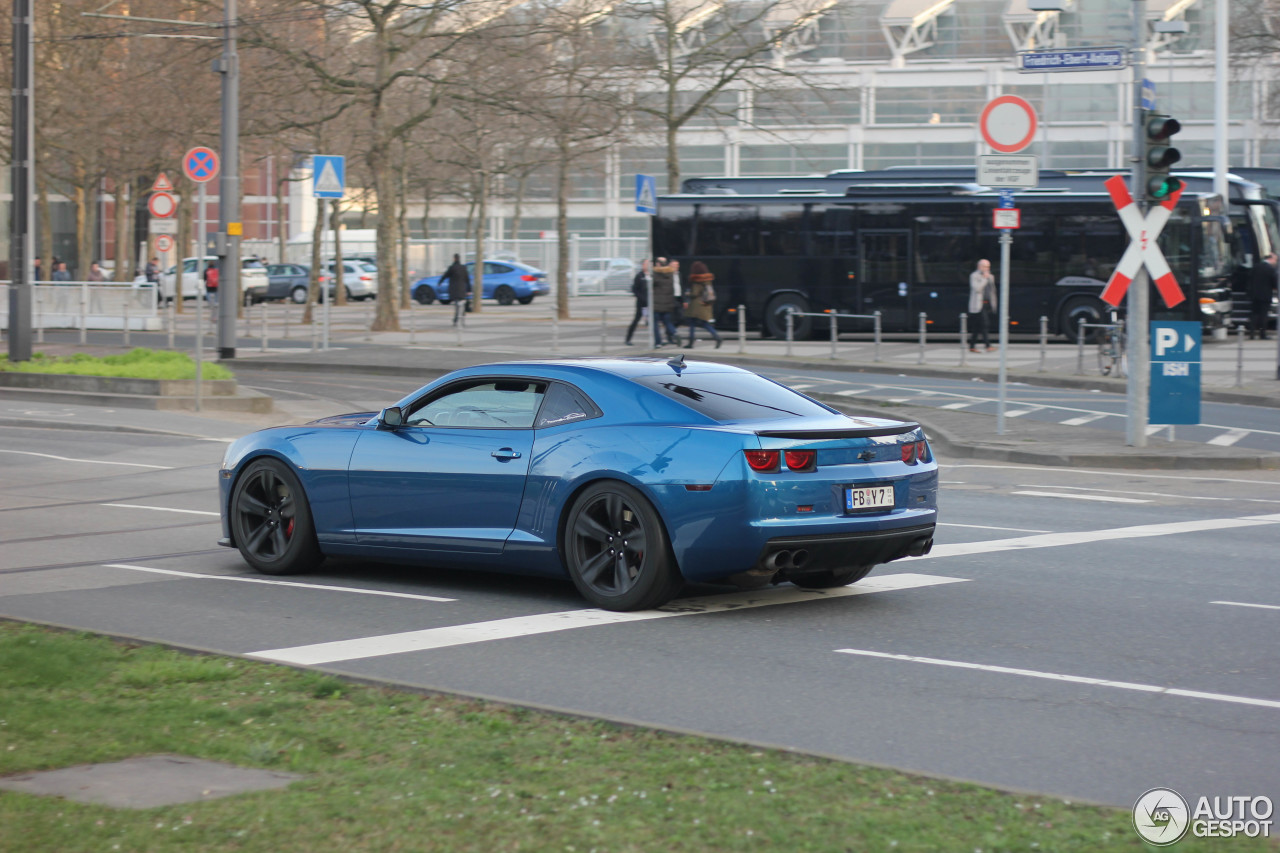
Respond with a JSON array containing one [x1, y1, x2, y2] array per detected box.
[[650, 258, 681, 347], [439, 254, 471, 326], [1248, 253, 1277, 340], [625, 259, 650, 345]]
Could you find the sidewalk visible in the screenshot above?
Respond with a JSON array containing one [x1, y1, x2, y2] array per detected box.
[[5, 294, 1279, 469]]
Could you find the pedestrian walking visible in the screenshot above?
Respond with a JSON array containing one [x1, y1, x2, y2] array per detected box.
[[1247, 252, 1277, 340], [439, 254, 471, 327], [50, 261, 71, 282], [625, 259, 650, 345], [144, 257, 160, 286], [650, 258, 681, 347], [968, 258, 997, 352], [683, 261, 721, 349], [204, 262, 219, 305], [87, 261, 106, 282]]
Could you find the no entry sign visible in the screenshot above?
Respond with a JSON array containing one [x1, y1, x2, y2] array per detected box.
[[979, 96, 1038, 154]]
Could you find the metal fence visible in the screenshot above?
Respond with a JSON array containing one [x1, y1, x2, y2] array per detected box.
[[0, 282, 162, 333], [257, 236, 648, 296]]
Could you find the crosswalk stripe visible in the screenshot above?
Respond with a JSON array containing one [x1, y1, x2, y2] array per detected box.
[[1060, 413, 1107, 426], [1208, 429, 1250, 447]]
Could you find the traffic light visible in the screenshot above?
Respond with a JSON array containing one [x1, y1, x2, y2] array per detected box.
[[1144, 111, 1182, 200]]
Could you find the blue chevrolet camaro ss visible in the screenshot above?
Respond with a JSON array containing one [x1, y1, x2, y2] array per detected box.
[[218, 358, 938, 611]]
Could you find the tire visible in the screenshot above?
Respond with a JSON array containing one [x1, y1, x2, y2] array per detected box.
[[495, 285, 516, 306], [517, 296, 534, 305], [789, 565, 874, 589], [290, 286, 308, 304], [414, 286, 436, 305], [1059, 296, 1106, 343], [563, 481, 682, 611], [764, 293, 812, 339], [345, 286, 354, 302], [229, 458, 323, 576]]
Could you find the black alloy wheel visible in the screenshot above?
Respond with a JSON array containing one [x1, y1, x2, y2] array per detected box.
[[517, 295, 534, 305], [230, 458, 322, 575], [564, 481, 681, 611], [495, 285, 516, 305], [764, 293, 813, 339], [415, 286, 436, 305]]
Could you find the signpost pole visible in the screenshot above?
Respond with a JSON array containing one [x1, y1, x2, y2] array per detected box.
[[216, 0, 240, 360], [7, 0, 34, 362], [997, 230, 1012, 435], [195, 183, 206, 413], [1126, 0, 1149, 447]]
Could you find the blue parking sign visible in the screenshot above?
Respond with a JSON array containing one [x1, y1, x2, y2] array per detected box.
[[635, 174, 657, 215], [1149, 321, 1201, 425]]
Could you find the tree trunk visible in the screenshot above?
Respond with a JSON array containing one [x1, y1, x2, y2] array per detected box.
[[472, 170, 487, 315], [74, 161, 95, 280], [175, 180, 191, 312], [555, 150, 571, 320], [331, 201, 347, 306], [37, 174, 53, 282], [275, 158, 288, 264], [511, 174, 527, 239], [398, 160, 410, 309], [113, 180, 130, 282], [304, 196, 324, 325], [665, 121, 681, 194], [369, 145, 401, 332]]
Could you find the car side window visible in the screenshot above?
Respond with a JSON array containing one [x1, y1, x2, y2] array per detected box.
[[535, 383, 601, 429], [484, 262, 511, 275], [406, 380, 547, 429], [183, 260, 197, 273]]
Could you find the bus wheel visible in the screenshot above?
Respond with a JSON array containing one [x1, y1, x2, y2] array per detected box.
[[1059, 297, 1105, 343], [764, 294, 812, 339]]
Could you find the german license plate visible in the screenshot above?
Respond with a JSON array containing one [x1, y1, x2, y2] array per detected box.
[[845, 485, 895, 512]]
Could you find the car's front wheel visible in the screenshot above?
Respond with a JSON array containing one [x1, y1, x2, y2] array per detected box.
[[229, 458, 323, 576], [788, 566, 873, 589], [290, 286, 308, 304], [414, 286, 435, 305], [495, 285, 516, 305], [563, 481, 681, 611]]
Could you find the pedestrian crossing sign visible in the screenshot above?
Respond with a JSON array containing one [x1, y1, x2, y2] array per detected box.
[[636, 174, 657, 215], [313, 155, 345, 199]]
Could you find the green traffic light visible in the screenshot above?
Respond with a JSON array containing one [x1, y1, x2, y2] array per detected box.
[[1148, 175, 1183, 199]]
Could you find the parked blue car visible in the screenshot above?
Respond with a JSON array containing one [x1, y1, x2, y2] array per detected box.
[[412, 260, 550, 306], [218, 358, 937, 611]]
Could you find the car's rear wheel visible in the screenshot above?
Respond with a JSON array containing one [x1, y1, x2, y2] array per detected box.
[[230, 458, 322, 576], [1059, 296, 1106, 343], [788, 565, 873, 589], [564, 481, 681, 611], [495, 285, 516, 306], [764, 293, 812, 339], [415, 286, 435, 305], [517, 295, 534, 305], [290, 286, 308, 304]]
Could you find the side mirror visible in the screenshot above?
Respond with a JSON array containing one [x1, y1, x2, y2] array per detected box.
[[377, 406, 404, 430]]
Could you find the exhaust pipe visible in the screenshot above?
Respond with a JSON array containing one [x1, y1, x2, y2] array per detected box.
[[766, 550, 792, 570], [790, 549, 809, 569], [905, 537, 933, 557]]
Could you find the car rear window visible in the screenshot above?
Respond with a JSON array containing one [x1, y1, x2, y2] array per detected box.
[[632, 373, 836, 422]]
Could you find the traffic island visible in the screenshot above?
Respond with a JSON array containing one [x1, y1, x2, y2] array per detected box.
[[0, 373, 272, 413]]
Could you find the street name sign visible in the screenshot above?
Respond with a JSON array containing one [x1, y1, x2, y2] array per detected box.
[[313, 155, 345, 199], [978, 155, 1039, 188], [1149, 320, 1201, 424], [1018, 47, 1126, 72]]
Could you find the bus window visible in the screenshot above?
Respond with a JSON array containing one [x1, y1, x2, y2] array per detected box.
[[758, 205, 808, 256], [914, 213, 975, 286], [811, 206, 855, 255], [1055, 214, 1125, 282], [655, 203, 694, 257], [695, 204, 758, 256], [1006, 209, 1055, 282]]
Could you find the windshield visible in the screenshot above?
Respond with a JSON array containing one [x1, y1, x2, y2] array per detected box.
[[1199, 217, 1234, 279], [1250, 205, 1280, 258]]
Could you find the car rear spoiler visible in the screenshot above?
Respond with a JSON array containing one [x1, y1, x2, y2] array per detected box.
[[755, 423, 920, 440]]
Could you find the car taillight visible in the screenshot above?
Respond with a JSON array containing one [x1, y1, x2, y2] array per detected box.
[[917, 439, 930, 463], [360, 275, 372, 281], [784, 450, 815, 471], [901, 441, 918, 464], [520, 275, 537, 281], [744, 450, 779, 472]]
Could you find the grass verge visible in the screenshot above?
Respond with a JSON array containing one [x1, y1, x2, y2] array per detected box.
[[0, 348, 233, 381], [0, 621, 1266, 853]]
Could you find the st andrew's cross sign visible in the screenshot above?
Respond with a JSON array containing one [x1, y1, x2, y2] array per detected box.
[[1100, 175, 1186, 309]]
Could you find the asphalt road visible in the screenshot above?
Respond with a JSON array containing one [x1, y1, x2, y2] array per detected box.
[[2, 412, 1278, 809]]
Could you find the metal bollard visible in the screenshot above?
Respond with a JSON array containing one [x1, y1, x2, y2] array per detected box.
[[785, 309, 794, 357], [1075, 317, 1085, 374], [829, 312, 838, 360], [366, 296, 375, 342], [959, 313, 967, 366], [917, 311, 927, 365], [737, 304, 746, 354], [79, 285, 88, 345], [310, 306, 318, 352], [873, 311, 882, 362], [1038, 315, 1049, 372], [123, 297, 130, 347], [283, 299, 291, 339], [167, 297, 175, 349], [35, 288, 43, 344], [600, 308, 608, 354], [260, 300, 268, 352], [1235, 324, 1245, 387], [552, 305, 560, 352], [408, 297, 416, 346]]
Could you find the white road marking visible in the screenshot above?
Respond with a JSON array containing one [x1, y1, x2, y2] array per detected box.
[[913, 513, 1280, 561], [103, 503, 219, 517], [834, 648, 1280, 711], [940, 401, 976, 410], [0, 449, 172, 470], [1011, 490, 1150, 504], [102, 564, 456, 603], [1013, 484, 1280, 505], [833, 389, 868, 396], [1060, 413, 1108, 426], [948, 464, 1280, 487], [1211, 601, 1280, 612], [1003, 409, 1039, 418], [937, 522, 1052, 533], [1208, 429, 1250, 447], [247, 572, 968, 665]]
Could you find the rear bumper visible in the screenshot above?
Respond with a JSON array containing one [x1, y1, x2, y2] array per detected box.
[[754, 523, 935, 574]]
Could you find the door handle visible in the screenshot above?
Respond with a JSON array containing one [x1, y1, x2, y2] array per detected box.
[[491, 448, 522, 460]]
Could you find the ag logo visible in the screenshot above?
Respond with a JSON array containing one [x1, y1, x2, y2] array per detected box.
[[1134, 787, 1190, 846]]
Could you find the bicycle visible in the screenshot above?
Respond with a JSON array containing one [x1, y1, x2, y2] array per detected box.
[[1097, 320, 1126, 377]]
